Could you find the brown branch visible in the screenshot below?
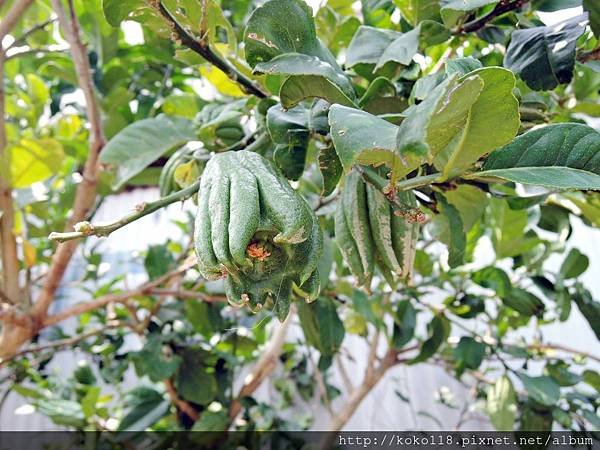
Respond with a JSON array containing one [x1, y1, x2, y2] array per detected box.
[[577, 46, 600, 63], [228, 309, 294, 424], [0, 304, 33, 328], [0, 0, 36, 349], [457, 0, 530, 34], [151, 1, 267, 98], [31, 0, 107, 326], [3, 321, 124, 361], [148, 288, 226, 303], [164, 378, 199, 421], [0, 0, 36, 42], [528, 343, 600, 364], [42, 258, 195, 327]]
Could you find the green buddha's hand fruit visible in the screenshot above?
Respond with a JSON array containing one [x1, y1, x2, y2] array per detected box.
[[334, 171, 420, 290], [194, 150, 322, 320]]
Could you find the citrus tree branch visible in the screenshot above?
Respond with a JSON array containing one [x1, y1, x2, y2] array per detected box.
[[228, 309, 294, 424], [42, 258, 196, 327], [0, 0, 36, 42], [48, 180, 200, 243], [30, 0, 107, 327], [151, 0, 268, 98], [457, 0, 530, 34]]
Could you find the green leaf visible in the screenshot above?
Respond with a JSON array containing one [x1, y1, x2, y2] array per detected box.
[[118, 387, 170, 431], [191, 409, 228, 431], [318, 145, 343, 197], [131, 335, 182, 382], [102, 0, 146, 26], [444, 184, 488, 231], [144, 245, 176, 279], [9, 138, 64, 188], [279, 75, 356, 109], [298, 297, 345, 369], [440, 0, 497, 27], [176, 348, 217, 405], [432, 193, 466, 268], [517, 373, 561, 406], [100, 114, 195, 190], [488, 197, 539, 258], [410, 314, 450, 364], [81, 386, 101, 419], [37, 398, 86, 428], [254, 53, 355, 98], [345, 26, 398, 67], [533, 0, 581, 12], [445, 57, 483, 76], [185, 300, 223, 336], [374, 27, 420, 69], [393, 0, 441, 25], [474, 124, 600, 190], [545, 361, 582, 386], [583, 369, 600, 392], [573, 286, 600, 340], [392, 300, 417, 348], [328, 105, 405, 174], [504, 14, 588, 90], [487, 376, 517, 431], [431, 68, 520, 180], [243, 0, 339, 69], [472, 266, 511, 297], [583, 0, 600, 37], [454, 336, 485, 373], [560, 248, 589, 279]]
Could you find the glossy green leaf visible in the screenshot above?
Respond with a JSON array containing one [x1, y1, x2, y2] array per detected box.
[[488, 197, 539, 258], [100, 114, 195, 190], [583, 0, 600, 37], [454, 336, 485, 373], [474, 124, 600, 190], [392, 300, 417, 348], [37, 399, 86, 428], [176, 349, 217, 405], [440, 0, 497, 27], [254, 53, 355, 98], [393, 0, 441, 25], [487, 376, 517, 431], [504, 14, 588, 90], [243, 0, 338, 69], [328, 105, 406, 174], [518, 373, 561, 406], [131, 335, 182, 382], [410, 314, 450, 364], [118, 387, 170, 431], [345, 26, 398, 67], [280, 75, 356, 109], [430, 68, 520, 180], [472, 266, 511, 297], [534, 0, 581, 11], [318, 145, 343, 196], [102, 0, 146, 26], [432, 193, 466, 268], [560, 248, 589, 279], [144, 245, 176, 279], [573, 286, 600, 340], [444, 185, 488, 231]]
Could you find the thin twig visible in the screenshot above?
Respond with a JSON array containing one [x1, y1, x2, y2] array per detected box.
[[151, 1, 267, 98], [164, 378, 199, 421], [25, 0, 108, 349], [457, 0, 530, 34], [228, 308, 294, 424], [0, 0, 36, 43], [148, 288, 226, 303], [6, 17, 58, 50], [48, 180, 200, 243], [42, 257, 196, 327], [4, 322, 125, 361]]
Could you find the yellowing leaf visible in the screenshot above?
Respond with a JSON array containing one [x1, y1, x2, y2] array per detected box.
[[23, 239, 37, 268], [173, 160, 200, 189], [200, 66, 245, 97], [10, 138, 65, 188]]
